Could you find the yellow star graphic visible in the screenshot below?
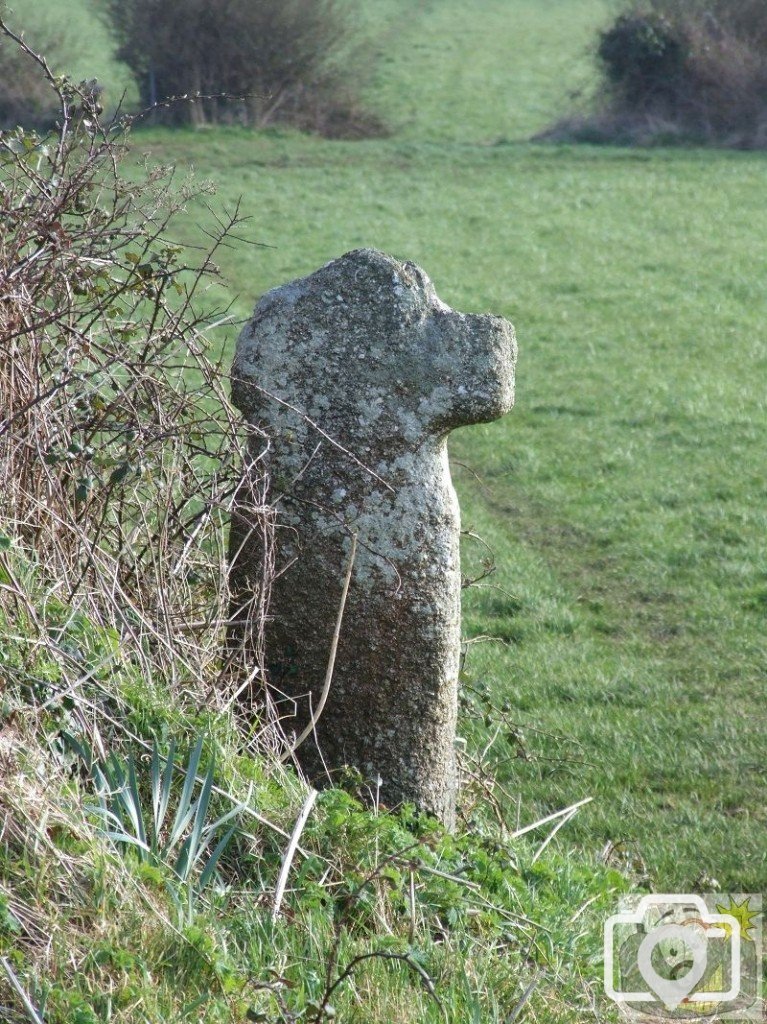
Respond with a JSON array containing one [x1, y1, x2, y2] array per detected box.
[[716, 896, 760, 942]]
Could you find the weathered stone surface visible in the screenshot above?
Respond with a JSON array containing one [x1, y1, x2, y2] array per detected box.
[[230, 249, 516, 825]]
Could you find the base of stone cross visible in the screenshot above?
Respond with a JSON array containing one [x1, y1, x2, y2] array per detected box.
[[229, 249, 516, 827]]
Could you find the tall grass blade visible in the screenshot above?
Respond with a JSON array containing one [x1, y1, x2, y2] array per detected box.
[[511, 797, 592, 840], [151, 737, 176, 837], [125, 754, 147, 849], [159, 737, 176, 829], [174, 750, 215, 881], [198, 825, 237, 889], [104, 831, 152, 854], [505, 974, 539, 1023], [272, 788, 318, 921], [0, 956, 45, 1024], [167, 733, 205, 848], [191, 788, 252, 871]]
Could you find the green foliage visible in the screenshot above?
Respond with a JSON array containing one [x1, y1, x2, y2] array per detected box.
[[581, 0, 767, 145], [597, 13, 687, 103], [71, 735, 245, 895], [0, 546, 626, 1022]]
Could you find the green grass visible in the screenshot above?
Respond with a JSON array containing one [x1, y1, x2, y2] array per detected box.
[[0, 554, 629, 1023], [4, 0, 767, 1017], [368, 0, 609, 143], [39, 0, 764, 892], [126, 125, 767, 892]]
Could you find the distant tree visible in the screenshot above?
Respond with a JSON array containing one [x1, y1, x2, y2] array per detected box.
[[595, 0, 767, 146], [103, 0, 384, 137]]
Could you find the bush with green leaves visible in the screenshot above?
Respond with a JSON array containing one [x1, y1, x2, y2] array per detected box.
[[606, 1, 767, 145], [597, 12, 687, 109], [546, 0, 767, 147]]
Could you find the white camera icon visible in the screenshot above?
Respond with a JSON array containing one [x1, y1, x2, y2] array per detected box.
[[605, 894, 741, 1011]]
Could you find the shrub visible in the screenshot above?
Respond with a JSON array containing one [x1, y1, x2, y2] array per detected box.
[[597, 13, 687, 109], [545, 0, 767, 147], [0, 19, 274, 705], [103, 0, 384, 137]]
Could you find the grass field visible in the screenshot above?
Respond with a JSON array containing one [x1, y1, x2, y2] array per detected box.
[[102, 0, 767, 895], [12, 0, 767, 995]]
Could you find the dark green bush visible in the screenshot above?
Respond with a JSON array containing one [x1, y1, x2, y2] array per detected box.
[[546, 0, 767, 147], [597, 13, 687, 108]]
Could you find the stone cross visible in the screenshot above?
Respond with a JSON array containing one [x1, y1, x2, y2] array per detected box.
[[229, 249, 516, 826]]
